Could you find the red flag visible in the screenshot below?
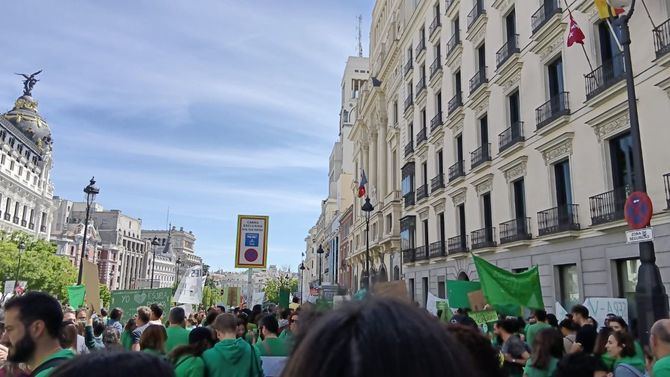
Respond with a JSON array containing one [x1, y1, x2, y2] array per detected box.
[[567, 16, 586, 47], [358, 169, 368, 198]]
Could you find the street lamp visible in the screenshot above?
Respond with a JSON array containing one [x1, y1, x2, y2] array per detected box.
[[299, 262, 305, 304], [150, 236, 160, 289], [361, 197, 374, 290], [317, 245, 324, 286], [174, 257, 182, 288], [77, 177, 99, 285], [14, 241, 25, 293], [614, 0, 670, 344]]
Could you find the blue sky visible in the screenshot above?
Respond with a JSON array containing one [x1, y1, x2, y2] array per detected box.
[[0, 1, 373, 272]]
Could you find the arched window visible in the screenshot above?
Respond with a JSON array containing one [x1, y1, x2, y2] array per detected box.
[[457, 271, 469, 281], [393, 266, 400, 281]]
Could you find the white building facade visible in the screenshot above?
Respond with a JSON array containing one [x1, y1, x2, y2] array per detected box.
[[143, 227, 202, 289]]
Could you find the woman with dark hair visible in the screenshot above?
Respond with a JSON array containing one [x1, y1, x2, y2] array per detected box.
[[445, 324, 506, 377], [605, 331, 645, 376], [140, 325, 168, 357], [50, 351, 175, 377], [546, 314, 559, 328], [170, 327, 214, 377], [121, 318, 136, 351], [281, 297, 478, 377], [59, 321, 79, 353], [495, 318, 530, 377], [523, 328, 564, 377], [558, 319, 577, 354], [594, 327, 614, 368]]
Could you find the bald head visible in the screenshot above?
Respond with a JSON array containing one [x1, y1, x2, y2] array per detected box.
[[651, 319, 670, 358]]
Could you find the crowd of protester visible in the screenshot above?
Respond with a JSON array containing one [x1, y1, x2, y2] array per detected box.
[[0, 291, 669, 377]]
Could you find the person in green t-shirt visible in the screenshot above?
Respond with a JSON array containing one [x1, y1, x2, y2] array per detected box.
[[651, 319, 670, 377], [523, 328, 563, 377], [170, 327, 215, 377], [3, 292, 76, 377], [605, 331, 646, 375], [602, 316, 645, 370], [254, 314, 290, 357], [202, 313, 263, 377], [140, 324, 168, 360], [525, 310, 553, 350], [166, 307, 191, 353], [121, 318, 137, 351]]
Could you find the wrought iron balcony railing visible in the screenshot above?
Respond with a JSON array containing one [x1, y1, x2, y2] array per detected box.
[[431, 174, 445, 192], [430, 56, 442, 79], [499, 121, 524, 152], [448, 92, 463, 115], [446, 32, 461, 59], [496, 34, 520, 68], [470, 143, 491, 168], [416, 128, 428, 145], [536, 91, 570, 130], [471, 227, 497, 249], [589, 187, 628, 225], [404, 95, 414, 112], [416, 184, 429, 201], [538, 204, 580, 236], [402, 248, 416, 263], [469, 68, 487, 93], [404, 59, 413, 76], [532, 0, 561, 35], [500, 217, 532, 244], [448, 160, 465, 182], [429, 16, 441, 37], [3, 213, 10, 221], [448, 235, 469, 254], [415, 245, 428, 261], [467, 1, 485, 31], [429, 241, 446, 258], [585, 53, 626, 100], [415, 77, 427, 97], [28, 222, 34, 230], [40, 225, 47, 232], [404, 192, 416, 207], [430, 112, 443, 131], [654, 18, 670, 58], [404, 141, 414, 157]]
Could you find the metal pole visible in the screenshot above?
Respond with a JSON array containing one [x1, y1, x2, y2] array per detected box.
[[247, 267, 252, 305], [14, 248, 22, 289], [150, 243, 157, 289], [616, 0, 670, 346], [77, 201, 92, 285], [300, 269, 303, 304], [366, 212, 371, 290], [318, 253, 322, 286]]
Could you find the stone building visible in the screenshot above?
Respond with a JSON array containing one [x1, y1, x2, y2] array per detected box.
[[143, 226, 202, 289]]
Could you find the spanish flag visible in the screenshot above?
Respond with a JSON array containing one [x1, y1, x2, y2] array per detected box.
[[594, 0, 624, 19]]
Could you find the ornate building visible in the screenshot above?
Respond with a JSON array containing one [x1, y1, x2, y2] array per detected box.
[[0, 73, 55, 238], [143, 227, 202, 289]]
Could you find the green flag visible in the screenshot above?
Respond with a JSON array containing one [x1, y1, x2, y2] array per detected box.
[[473, 256, 544, 311], [67, 285, 86, 309], [446, 280, 481, 309]]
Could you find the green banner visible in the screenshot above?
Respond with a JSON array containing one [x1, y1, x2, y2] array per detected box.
[[67, 285, 86, 309], [469, 310, 499, 326], [110, 288, 172, 321], [446, 280, 481, 309], [279, 288, 290, 308], [473, 256, 544, 313]]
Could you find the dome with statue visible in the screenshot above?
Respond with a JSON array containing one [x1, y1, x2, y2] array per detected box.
[[1, 71, 52, 152]]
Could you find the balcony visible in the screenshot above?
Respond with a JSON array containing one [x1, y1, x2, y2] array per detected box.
[[448, 160, 465, 182], [496, 35, 520, 69], [415, 39, 426, 60], [431, 174, 445, 192], [448, 92, 463, 115], [531, 0, 561, 35], [500, 218, 532, 244], [3, 213, 9, 221], [498, 121, 525, 152], [654, 18, 670, 59], [470, 143, 491, 169], [404, 59, 413, 76], [469, 68, 487, 94], [467, 1, 485, 31], [589, 187, 627, 225], [429, 16, 441, 38], [404, 141, 414, 157], [403, 248, 416, 263], [446, 33, 461, 60], [28, 222, 34, 230], [13, 216, 19, 224], [416, 184, 429, 202], [537, 204, 580, 236], [429, 241, 446, 258], [415, 77, 427, 98], [430, 112, 443, 132], [448, 235, 469, 254], [416, 128, 428, 146], [585, 53, 626, 100], [20, 220, 27, 227], [415, 245, 428, 261], [430, 56, 442, 80], [40, 225, 47, 233], [471, 227, 497, 250], [404, 95, 414, 112], [404, 192, 416, 207], [536, 91, 570, 130], [665, 173, 670, 209]]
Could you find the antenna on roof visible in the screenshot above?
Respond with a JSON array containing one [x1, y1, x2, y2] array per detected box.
[[357, 15, 363, 57]]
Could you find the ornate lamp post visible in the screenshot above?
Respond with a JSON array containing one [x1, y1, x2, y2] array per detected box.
[[150, 236, 160, 289], [361, 197, 374, 290], [14, 241, 26, 293], [317, 245, 324, 286], [174, 257, 182, 288], [299, 262, 306, 303], [77, 178, 99, 285]]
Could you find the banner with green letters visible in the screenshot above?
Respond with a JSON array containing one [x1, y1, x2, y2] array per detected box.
[[110, 288, 172, 321]]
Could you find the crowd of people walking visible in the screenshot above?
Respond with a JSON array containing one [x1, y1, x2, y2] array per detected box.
[[0, 291, 669, 377]]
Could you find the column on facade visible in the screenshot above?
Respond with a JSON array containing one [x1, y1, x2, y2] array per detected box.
[[378, 123, 388, 197], [369, 132, 377, 196]]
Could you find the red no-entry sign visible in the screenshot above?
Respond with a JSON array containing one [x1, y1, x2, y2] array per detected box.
[[624, 191, 653, 230]]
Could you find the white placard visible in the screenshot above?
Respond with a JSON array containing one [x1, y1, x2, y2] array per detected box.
[[426, 292, 447, 316], [626, 228, 653, 243], [554, 301, 568, 319], [251, 291, 265, 307], [173, 266, 206, 305], [235, 215, 269, 268], [583, 297, 629, 327]]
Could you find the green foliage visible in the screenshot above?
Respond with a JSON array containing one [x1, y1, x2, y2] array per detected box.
[[201, 285, 223, 307], [263, 275, 298, 304], [99, 284, 111, 308], [0, 232, 77, 300]]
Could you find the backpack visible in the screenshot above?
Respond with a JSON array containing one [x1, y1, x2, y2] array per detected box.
[[614, 364, 645, 377]]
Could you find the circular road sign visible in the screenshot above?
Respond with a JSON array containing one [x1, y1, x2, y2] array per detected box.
[[244, 248, 259, 262], [624, 191, 653, 229]]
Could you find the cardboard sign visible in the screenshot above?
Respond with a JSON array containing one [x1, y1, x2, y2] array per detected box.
[[469, 310, 499, 326], [83, 260, 101, 313], [110, 288, 172, 321], [467, 290, 488, 312], [373, 281, 409, 302]]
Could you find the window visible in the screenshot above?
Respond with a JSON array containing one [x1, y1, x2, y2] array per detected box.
[[1, 155, 4, 165], [342, 110, 349, 123], [453, 17, 460, 40], [454, 70, 462, 94], [609, 131, 634, 190], [421, 161, 428, 186], [422, 277, 429, 307], [437, 212, 446, 243], [18, 167, 22, 176], [434, 41, 441, 61], [402, 163, 415, 196], [455, 134, 464, 162], [505, 8, 516, 40], [386, 213, 393, 234], [508, 90, 520, 124], [393, 101, 398, 124], [554, 159, 572, 206], [477, 43, 486, 70], [479, 114, 488, 145], [457, 203, 466, 241], [547, 56, 564, 98], [422, 219, 429, 246], [409, 278, 415, 302], [400, 216, 416, 251], [436, 92, 442, 115], [421, 108, 427, 130], [558, 264, 580, 309], [438, 275, 446, 299], [616, 258, 640, 321], [436, 149, 444, 175], [9, 161, 14, 171], [392, 150, 398, 191], [513, 178, 526, 220]]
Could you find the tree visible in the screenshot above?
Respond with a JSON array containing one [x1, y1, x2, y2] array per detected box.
[[201, 286, 223, 308], [99, 284, 111, 308], [0, 232, 77, 300], [263, 275, 298, 304]]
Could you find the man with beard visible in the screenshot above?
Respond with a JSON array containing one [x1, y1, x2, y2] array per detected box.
[[4, 292, 74, 377]]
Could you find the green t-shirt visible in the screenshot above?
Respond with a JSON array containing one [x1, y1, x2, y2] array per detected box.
[[525, 322, 552, 349], [121, 330, 133, 350], [614, 355, 646, 374], [202, 338, 263, 377], [254, 337, 290, 357], [523, 357, 558, 377], [174, 355, 205, 377], [33, 348, 76, 377], [601, 341, 645, 371], [166, 326, 191, 353], [654, 355, 670, 377]]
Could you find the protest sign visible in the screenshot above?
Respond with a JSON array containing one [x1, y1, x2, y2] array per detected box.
[[83, 260, 101, 312], [583, 298, 628, 326], [373, 281, 409, 302], [555, 302, 568, 318], [67, 285, 86, 309], [426, 292, 447, 316], [469, 310, 499, 326], [110, 288, 172, 321], [174, 266, 205, 305], [446, 280, 481, 309]]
